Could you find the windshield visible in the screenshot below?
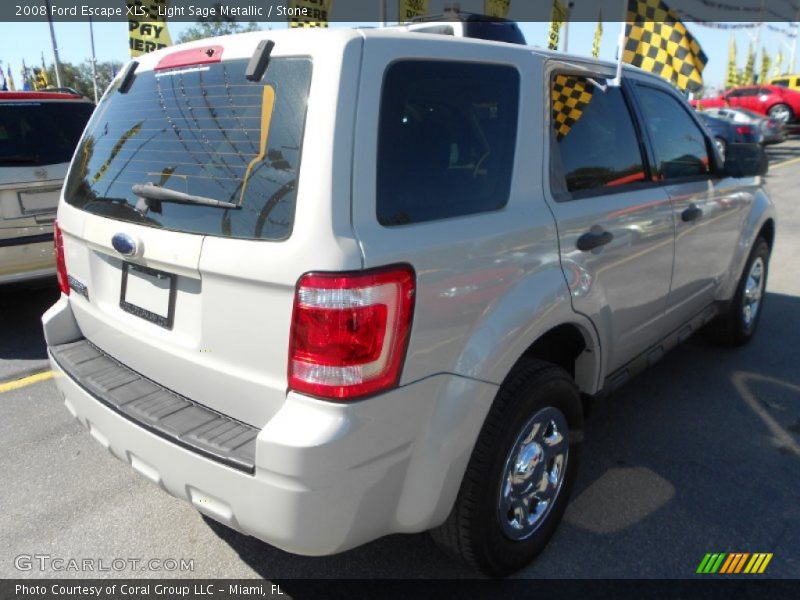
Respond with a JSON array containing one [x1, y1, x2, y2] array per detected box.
[[64, 57, 312, 241], [0, 101, 93, 167]]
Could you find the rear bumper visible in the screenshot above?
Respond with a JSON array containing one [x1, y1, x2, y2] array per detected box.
[[0, 237, 55, 285], [44, 297, 498, 555]]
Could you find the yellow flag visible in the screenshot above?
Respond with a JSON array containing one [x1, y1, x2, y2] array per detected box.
[[400, 0, 428, 23], [742, 43, 755, 85], [726, 35, 737, 89], [548, 0, 567, 51], [773, 48, 783, 77], [759, 48, 771, 84], [623, 0, 707, 93], [127, 1, 172, 58], [32, 67, 49, 90], [592, 12, 603, 58], [288, 0, 333, 27], [6, 67, 15, 91], [484, 0, 510, 18]]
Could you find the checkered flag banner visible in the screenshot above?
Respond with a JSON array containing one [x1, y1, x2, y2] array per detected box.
[[623, 0, 707, 93], [551, 75, 594, 141]]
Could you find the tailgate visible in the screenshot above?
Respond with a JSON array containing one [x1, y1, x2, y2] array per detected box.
[[59, 49, 315, 428]]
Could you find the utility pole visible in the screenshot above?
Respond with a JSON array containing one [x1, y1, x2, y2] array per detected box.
[[563, 2, 575, 53], [43, 0, 62, 87], [89, 17, 99, 102]]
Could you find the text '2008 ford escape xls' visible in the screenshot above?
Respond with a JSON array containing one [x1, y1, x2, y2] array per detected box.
[[43, 26, 774, 576]]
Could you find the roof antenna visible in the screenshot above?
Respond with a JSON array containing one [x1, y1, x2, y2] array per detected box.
[[245, 40, 275, 82]]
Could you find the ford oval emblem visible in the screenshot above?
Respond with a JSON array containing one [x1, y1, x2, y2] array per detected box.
[[111, 233, 137, 256]]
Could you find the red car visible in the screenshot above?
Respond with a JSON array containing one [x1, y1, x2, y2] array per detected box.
[[692, 84, 800, 123]]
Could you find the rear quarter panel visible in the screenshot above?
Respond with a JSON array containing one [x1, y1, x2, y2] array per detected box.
[[350, 37, 601, 392]]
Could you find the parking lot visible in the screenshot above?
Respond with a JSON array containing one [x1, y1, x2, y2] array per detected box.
[[1, 141, 799, 581]]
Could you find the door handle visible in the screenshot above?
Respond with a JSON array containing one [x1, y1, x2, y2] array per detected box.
[[681, 204, 703, 222], [576, 229, 614, 252]]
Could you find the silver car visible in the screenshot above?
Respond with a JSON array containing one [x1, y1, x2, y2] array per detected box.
[[0, 90, 93, 285], [42, 27, 775, 576]]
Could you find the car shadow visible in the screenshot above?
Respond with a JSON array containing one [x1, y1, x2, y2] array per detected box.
[[766, 136, 800, 164], [203, 291, 800, 581], [0, 283, 59, 361]]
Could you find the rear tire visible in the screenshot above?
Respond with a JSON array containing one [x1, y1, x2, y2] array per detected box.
[[430, 359, 583, 577], [705, 237, 770, 347], [768, 103, 793, 123]]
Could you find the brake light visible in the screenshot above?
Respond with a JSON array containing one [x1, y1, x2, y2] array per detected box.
[[54, 221, 69, 296], [288, 266, 415, 400], [736, 125, 753, 135]]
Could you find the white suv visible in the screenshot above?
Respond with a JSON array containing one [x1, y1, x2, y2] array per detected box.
[[43, 27, 774, 576], [0, 90, 93, 285]]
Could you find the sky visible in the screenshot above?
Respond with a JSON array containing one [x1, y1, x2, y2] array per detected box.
[[0, 19, 796, 93]]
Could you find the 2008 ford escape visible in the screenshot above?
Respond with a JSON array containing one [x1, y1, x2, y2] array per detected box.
[[43, 26, 774, 576]]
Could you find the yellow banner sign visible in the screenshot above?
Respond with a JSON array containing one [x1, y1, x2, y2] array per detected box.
[[484, 0, 510, 18], [399, 0, 428, 24], [288, 0, 333, 27], [127, 0, 173, 57]]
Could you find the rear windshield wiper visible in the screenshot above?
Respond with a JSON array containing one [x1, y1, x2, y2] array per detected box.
[[0, 155, 39, 165], [132, 183, 239, 209]]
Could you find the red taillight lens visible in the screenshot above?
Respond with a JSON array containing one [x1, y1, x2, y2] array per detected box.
[[736, 125, 753, 135], [288, 266, 415, 400], [54, 220, 69, 296]]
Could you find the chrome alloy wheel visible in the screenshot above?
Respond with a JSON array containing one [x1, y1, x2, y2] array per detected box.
[[498, 406, 569, 540], [769, 104, 792, 123], [742, 256, 765, 328]]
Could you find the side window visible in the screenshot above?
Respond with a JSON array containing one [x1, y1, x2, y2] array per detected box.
[[549, 74, 647, 197], [635, 85, 711, 180], [773, 79, 789, 88], [376, 61, 519, 226]]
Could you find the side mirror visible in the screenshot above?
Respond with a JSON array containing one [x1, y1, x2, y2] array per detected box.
[[724, 143, 769, 178]]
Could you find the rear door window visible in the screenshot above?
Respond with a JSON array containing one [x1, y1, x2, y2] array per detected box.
[[64, 58, 312, 241], [635, 85, 711, 180], [549, 74, 648, 199], [0, 101, 93, 167], [376, 61, 520, 226]]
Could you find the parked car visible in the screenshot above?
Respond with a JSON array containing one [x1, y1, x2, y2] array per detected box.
[[691, 84, 800, 123], [767, 74, 800, 92], [0, 90, 93, 286], [43, 26, 775, 577], [696, 112, 762, 160], [702, 107, 786, 145]]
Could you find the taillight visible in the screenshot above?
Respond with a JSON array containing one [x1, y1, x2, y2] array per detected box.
[[736, 125, 753, 135], [54, 220, 69, 296], [288, 265, 415, 400]]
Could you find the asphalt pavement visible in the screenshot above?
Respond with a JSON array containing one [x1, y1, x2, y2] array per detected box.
[[1, 141, 799, 581]]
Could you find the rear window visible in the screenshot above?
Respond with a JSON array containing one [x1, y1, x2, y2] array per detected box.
[[377, 61, 520, 226], [0, 101, 93, 167], [65, 58, 312, 241]]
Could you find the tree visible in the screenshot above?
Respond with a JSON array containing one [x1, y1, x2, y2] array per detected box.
[[45, 60, 125, 100], [176, 3, 260, 43]]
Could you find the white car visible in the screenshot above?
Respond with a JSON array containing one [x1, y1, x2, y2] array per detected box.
[[0, 90, 93, 285]]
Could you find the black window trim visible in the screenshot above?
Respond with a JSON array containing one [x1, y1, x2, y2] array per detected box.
[[547, 69, 657, 203], [375, 57, 523, 228], [627, 79, 722, 185]]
